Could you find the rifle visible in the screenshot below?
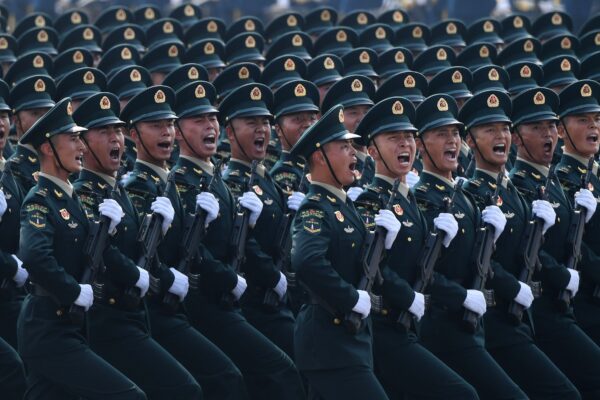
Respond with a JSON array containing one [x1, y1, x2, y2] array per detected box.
[[123, 171, 176, 308], [462, 170, 503, 333], [68, 174, 121, 325], [397, 179, 463, 331], [0, 166, 16, 299], [162, 162, 221, 312], [344, 179, 401, 334], [220, 160, 259, 307], [263, 164, 310, 310], [557, 157, 594, 311], [507, 168, 553, 325]]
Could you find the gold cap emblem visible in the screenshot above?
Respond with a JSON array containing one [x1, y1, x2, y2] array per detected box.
[[394, 50, 405, 63], [446, 22, 457, 34], [488, 68, 499, 81], [483, 20, 494, 33], [188, 67, 199, 79], [207, 21, 218, 32], [124, 27, 135, 40], [392, 100, 404, 115], [292, 34, 303, 46], [287, 15, 297, 27], [324, 56, 335, 69], [184, 5, 195, 17], [154, 89, 166, 103], [284, 58, 295, 71], [250, 86, 262, 100], [35, 15, 45, 27], [245, 19, 255, 31], [487, 93, 499, 108], [560, 37, 571, 49], [336, 30, 347, 42], [294, 83, 306, 97], [551, 12, 562, 25], [533, 91, 545, 105], [100, 95, 111, 110], [514, 16, 523, 28], [375, 27, 386, 39], [239, 66, 249, 79], [116, 9, 127, 22], [413, 26, 423, 38], [163, 21, 174, 34], [560, 58, 571, 71], [451, 70, 462, 83], [437, 97, 449, 111], [351, 79, 363, 92], [321, 10, 331, 22], [404, 75, 416, 88], [33, 55, 44, 68], [595, 33, 600, 45], [37, 30, 48, 43], [130, 69, 141, 82], [524, 39, 534, 52], [34, 78, 45, 92], [168, 45, 179, 57], [73, 50, 84, 63], [195, 84, 206, 98], [520, 65, 532, 78], [245, 35, 256, 48], [144, 8, 155, 20], [71, 12, 82, 24], [359, 50, 370, 63], [121, 47, 132, 60], [581, 83, 592, 97], [393, 11, 403, 23], [0, 38, 7, 50], [204, 42, 215, 54], [437, 48, 447, 60], [66, 102, 73, 116], [83, 27, 94, 40], [479, 45, 490, 58], [338, 108, 344, 122], [357, 13, 368, 25], [83, 71, 95, 84]]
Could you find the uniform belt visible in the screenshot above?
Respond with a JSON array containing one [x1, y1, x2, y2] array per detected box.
[[370, 294, 432, 315]]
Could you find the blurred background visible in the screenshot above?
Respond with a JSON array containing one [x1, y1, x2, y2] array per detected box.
[[3, 0, 600, 32]]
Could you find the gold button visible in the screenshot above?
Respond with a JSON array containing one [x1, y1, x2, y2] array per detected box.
[[381, 309, 388, 315], [56, 309, 63, 317], [557, 217, 560, 223], [74, 238, 78, 242], [407, 237, 412, 242], [124, 227, 127, 231], [352, 243, 355, 247], [333, 318, 341, 325], [109, 298, 116, 305], [510, 228, 513, 233], [462, 228, 465, 234]]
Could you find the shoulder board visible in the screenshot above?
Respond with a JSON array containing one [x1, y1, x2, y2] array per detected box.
[[135, 171, 148, 181], [415, 184, 428, 193], [557, 165, 572, 174], [175, 166, 187, 175], [514, 169, 527, 178], [307, 193, 321, 202], [34, 187, 48, 197], [468, 178, 482, 188], [82, 181, 94, 191]]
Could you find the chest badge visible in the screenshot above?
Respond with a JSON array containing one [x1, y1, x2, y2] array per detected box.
[[344, 225, 355, 233], [402, 220, 414, 227], [454, 211, 465, 219], [335, 210, 344, 222], [4, 192, 11, 200], [551, 202, 560, 209], [68, 221, 78, 229], [393, 204, 403, 216], [60, 208, 70, 220], [264, 198, 273, 205], [253, 185, 263, 196], [504, 212, 515, 219]]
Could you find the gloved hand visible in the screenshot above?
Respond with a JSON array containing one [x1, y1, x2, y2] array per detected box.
[[196, 192, 219, 227], [408, 291, 425, 320], [375, 209, 401, 249], [566, 268, 580, 297], [532, 200, 556, 234], [231, 274, 247, 300], [120, 172, 130, 186], [75, 284, 94, 311], [151, 196, 175, 235], [99, 198, 123, 234], [168, 267, 189, 301], [514, 282, 534, 309], [287, 191, 305, 211], [575, 189, 597, 223], [482, 205, 506, 242], [406, 171, 420, 188], [273, 272, 288, 300], [239, 191, 263, 227], [135, 267, 149, 297], [352, 290, 371, 319], [347, 186, 363, 202], [0, 189, 6, 218], [11, 254, 28, 287], [463, 290, 487, 316], [434, 212, 458, 247]]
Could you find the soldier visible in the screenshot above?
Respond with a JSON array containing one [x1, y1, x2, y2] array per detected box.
[[72, 92, 204, 399], [413, 94, 527, 399], [354, 97, 478, 399], [17, 98, 145, 399], [173, 80, 305, 400], [290, 104, 399, 399], [510, 86, 600, 398], [555, 80, 600, 345], [460, 90, 580, 398]]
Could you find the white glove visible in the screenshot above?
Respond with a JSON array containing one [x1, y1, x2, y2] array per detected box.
[[514, 282, 534, 309], [196, 192, 219, 227], [231, 274, 247, 300], [287, 191, 305, 211], [0, 189, 6, 218], [406, 171, 420, 188], [75, 284, 94, 311], [575, 189, 597, 223], [481, 205, 506, 242], [168, 267, 189, 301], [463, 290, 487, 316], [375, 209, 401, 249], [434, 212, 458, 247], [135, 267, 149, 297], [408, 292, 425, 320], [532, 200, 556, 234], [347, 186, 363, 202], [151, 196, 175, 235], [120, 172, 130, 186], [98, 198, 123, 234], [566, 268, 580, 297], [273, 271, 288, 300], [239, 191, 263, 227], [11, 254, 28, 287], [352, 289, 371, 319]]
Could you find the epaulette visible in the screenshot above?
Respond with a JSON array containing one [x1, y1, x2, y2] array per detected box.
[[283, 160, 294, 166], [228, 169, 240, 177], [307, 193, 321, 202], [34, 187, 48, 197], [513, 169, 527, 179], [175, 166, 187, 175], [81, 181, 94, 191], [415, 183, 428, 193], [467, 178, 482, 188], [557, 165, 572, 175], [135, 171, 148, 181]]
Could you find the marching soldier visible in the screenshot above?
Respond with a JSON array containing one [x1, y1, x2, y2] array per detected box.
[[354, 97, 478, 399], [460, 90, 580, 398], [72, 92, 204, 399], [290, 104, 399, 399], [121, 86, 247, 399], [18, 98, 145, 399], [412, 94, 527, 399], [173, 80, 306, 400]]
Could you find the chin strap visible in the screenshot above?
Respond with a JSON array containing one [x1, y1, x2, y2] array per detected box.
[[467, 129, 498, 168], [371, 138, 395, 177], [229, 122, 253, 162], [319, 147, 343, 187], [80, 134, 108, 173], [559, 118, 581, 155], [133, 123, 163, 166], [418, 136, 444, 173], [176, 120, 204, 160], [47, 137, 75, 175], [513, 125, 537, 162]]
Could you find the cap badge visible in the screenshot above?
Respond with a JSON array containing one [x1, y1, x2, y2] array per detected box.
[[551, 13, 562, 25], [479, 45, 490, 58], [116, 9, 127, 21], [83, 27, 94, 40], [446, 22, 457, 34], [245, 35, 256, 48], [245, 19, 255, 31], [100, 96, 111, 109], [124, 27, 135, 40], [533, 91, 545, 105], [560, 37, 571, 49], [121, 47, 132, 60], [392, 100, 404, 115], [321, 10, 331, 22], [487, 93, 499, 108], [520, 65, 531, 78], [0, 38, 7, 49], [35, 15, 45, 27], [324, 56, 335, 69], [83, 71, 95, 84], [560, 58, 571, 71], [394, 50, 405, 63], [204, 42, 215, 54], [359, 50, 370, 63], [207, 21, 218, 32], [338, 108, 344, 122], [188, 67, 199, 79], [284, 58, 295, 71], [73, 50, 84, 63], [336, 30, 347, 42], [71, 12, 82, 24], [483, 20, 494, 33], [351, 79, 363, 92], [436, 48, 447, 60], [581, 83, 592, 97], [66, 101, 73, 116], [130, 69, 141, 81], [375, 27, 386, 39], [144, 8, 155, 20], [195, 84, 206, 98], [33, 55, 44, 68], [294, 83, 306, 97], [184, 5, 195, 17], [523, 40, 534, 52], [154, 89, 166, 103], [168, 45, 179, 57], [239, 66, 249, 79], [250, 87, 262, 100], [437, 97, 449, 111], [393, 11, 404, 23], [413, 26, 423, 38], [488, 68, 499, 81], [357, 13, 368, 25], [287, 15, 297, 27], [163, 21, 174, 34], [513, 16, 523, 28], [34, 79, 45, 92], [292, 34, 303, 46], [451, 70, 462, 83], [404, 74, 416, 88], [37, 30, 48, 43]]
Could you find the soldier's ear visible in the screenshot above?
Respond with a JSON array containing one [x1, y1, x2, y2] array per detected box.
[[366, 143, 379, 160], [556, 120, 566, 139], [465, 131, 475, 149], [38, 141, 53, 157]]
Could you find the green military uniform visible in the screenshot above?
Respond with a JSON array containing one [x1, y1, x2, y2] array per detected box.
[[555, 80, 600, 346], [17, 98, 145, 399], [509, 87, 600, 398], [354, 97, 478, 399], [174, 80, 304, 400], [72, 92, 203, 399], [413, 94, 526, 399], [460, 90, 580, 398], [121, 86, 246, 400]]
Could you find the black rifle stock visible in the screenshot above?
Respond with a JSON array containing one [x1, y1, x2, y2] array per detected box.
[[344, 180, 401, 334], [397, 180, 463, 331], [0, 166, 16, 299], [462, 170, 503, 333]]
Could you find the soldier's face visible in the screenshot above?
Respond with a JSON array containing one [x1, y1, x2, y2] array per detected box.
[[343, 105, 370, 133], [207, 67, 223, 82], [151, 72, 167, 85], [15, 107, 50, 136], [49, 133, 85, 173], [318, 82, 334, 106], [513, 120, 558, 166], [275, 111, 318, 149], [132, 119, 176, 164], [0, 111, 9, 153], [559, 112, 600, 158], [82, 124, 125, 175], [417, 125, 461, 174], [176, 113, 219, 160], [321, 139, 357, 187], [369, 131, 416, 178], [467, 122, 511, 169], [227, 116, 270, 162]]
